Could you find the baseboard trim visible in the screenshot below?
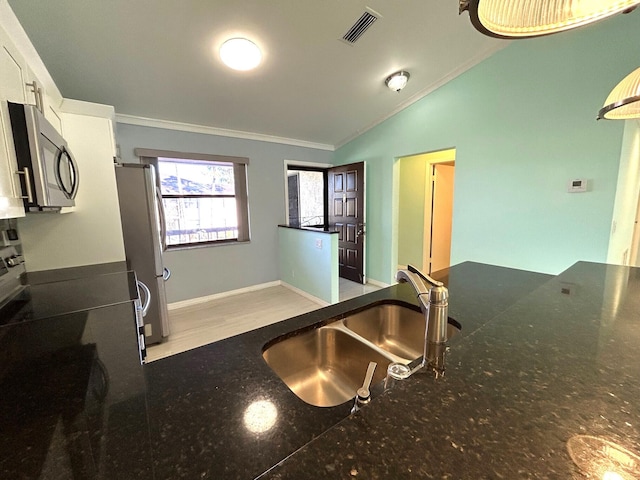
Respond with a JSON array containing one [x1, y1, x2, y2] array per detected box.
[[280, 282, 330, 307], [367, 278, 391, 288], [167, 280, 282, 310]]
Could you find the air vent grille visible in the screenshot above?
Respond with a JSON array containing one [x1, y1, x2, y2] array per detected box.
[[342, 11, 378, 43]]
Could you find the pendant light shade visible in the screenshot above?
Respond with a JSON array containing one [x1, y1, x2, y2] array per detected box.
[[598, 67, 640, 120], [460, 0, 640, 38]]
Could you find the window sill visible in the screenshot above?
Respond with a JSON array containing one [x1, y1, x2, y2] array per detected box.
[[166, 239, 251, 252]]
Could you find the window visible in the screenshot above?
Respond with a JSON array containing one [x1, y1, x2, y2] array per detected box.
[[286, 166, 327, 227], [135, 149, 250, 248]]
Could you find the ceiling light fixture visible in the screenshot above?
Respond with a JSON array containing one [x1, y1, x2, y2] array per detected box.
[[219, 38, 262, 71], [459, 0, 640, 38], [598, 67, 640, 120], [385, 71, 410, 92]]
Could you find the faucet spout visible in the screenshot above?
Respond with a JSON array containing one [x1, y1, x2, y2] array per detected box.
[[396, 265, 449, 371]]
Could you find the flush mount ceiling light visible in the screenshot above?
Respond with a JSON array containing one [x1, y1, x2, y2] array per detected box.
[[219, 38, 262, 71], [598, 67, 640, 120], [459, 0, 640, 38], [385, 71, 410, 92]]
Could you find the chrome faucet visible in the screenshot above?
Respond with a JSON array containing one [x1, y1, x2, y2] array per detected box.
[[396, 265, 449, 374]]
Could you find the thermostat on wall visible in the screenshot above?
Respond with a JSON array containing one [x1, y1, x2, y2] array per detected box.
[[567, 179, 587, 193]]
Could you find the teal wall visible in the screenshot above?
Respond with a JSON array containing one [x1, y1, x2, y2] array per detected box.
[[278, 227, 338, 304], [334, 13, 639, 283]]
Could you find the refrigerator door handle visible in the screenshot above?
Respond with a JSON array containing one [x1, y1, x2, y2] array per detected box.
[[163, 267, 171, 281], [137, 280, 152, 317], [156, 188, 167, 251]]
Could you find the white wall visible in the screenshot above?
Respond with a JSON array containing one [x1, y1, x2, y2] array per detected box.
[[607, 119, 640, 265], [19, 109, 126, 270]]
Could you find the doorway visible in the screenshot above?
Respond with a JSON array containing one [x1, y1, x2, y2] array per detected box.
[[284, 160, 367, 284], [397, 149, 456, 275]]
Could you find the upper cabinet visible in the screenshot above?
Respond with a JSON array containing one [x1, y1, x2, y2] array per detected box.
[[0, 12, 66, 219], [0, 26, 27, 219]]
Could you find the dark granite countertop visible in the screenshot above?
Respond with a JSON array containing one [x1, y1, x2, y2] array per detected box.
[[1, 262, 137, 326], [142, 261, 555, 479], [262, 262, 640, 479], [4, 260, 640, 479]]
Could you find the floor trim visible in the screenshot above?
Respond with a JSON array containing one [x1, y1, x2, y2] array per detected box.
[[280, 282, 330, 307], [167, 281, 282, 310], [367, 278, 391, 288]]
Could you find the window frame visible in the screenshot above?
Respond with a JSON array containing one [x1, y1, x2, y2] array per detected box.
[[135, 148, 250, 250], [285, 163, 330, 228]]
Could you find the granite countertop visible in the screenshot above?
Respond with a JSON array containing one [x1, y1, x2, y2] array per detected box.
[[262, 262, 640, 479], [142, 261, 556, 479], [3, 260, 640, 479], [1, 262, 137, 327], [1, 262, 149, 478]]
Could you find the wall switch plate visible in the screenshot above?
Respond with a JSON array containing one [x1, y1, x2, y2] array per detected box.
[[315, 238, 322, 249]]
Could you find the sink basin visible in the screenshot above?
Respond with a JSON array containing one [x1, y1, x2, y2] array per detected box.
[[343, 303, 461, 362], [262, 326, 390, 407], [263, 300, 461, 407]]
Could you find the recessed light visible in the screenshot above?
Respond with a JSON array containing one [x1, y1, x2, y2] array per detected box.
[[219, 38, 262, 71]]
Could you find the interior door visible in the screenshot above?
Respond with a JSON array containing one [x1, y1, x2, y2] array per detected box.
[[328, 162, 365, 283], [428, 163, 455, 273]]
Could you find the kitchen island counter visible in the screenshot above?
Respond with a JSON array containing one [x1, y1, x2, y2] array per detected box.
[[142, 261, 555, 479], [262, 261, 640, 478], [5, 261, 640, 479]]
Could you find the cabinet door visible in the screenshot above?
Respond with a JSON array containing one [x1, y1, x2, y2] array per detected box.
[[0, 41, 27, 103], [0, 34, 27, 218], [0, 102, 25, 219]]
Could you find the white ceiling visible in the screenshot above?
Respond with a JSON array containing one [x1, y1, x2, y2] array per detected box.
[[8, 0, 506, 148]]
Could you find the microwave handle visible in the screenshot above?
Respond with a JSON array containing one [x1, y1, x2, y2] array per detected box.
[[57, 147, 79, 199], [15, 167, 34, 203], [68, 151, 79, 197]]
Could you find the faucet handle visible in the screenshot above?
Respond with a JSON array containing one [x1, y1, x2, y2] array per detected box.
[[351, 361, 377, 413], [407, 264, 443, 288], [356, 361, 377, 400]]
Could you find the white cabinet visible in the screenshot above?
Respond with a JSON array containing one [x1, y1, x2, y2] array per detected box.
[[0, 28, 26, 219]]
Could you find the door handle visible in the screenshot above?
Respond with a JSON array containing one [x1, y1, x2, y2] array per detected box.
[[163, 267, 171, 281], [15, 167, 34, 203], [137, 280, 152, 317], [156, 189, 167, 251]]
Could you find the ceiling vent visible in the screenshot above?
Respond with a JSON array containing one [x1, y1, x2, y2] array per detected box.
[[341, 9, 380, 44]]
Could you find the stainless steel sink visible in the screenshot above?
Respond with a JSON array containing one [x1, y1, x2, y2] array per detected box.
[[343, 303, 461, 362], [262, 326, 391, 407], [263, 301, 461, 407]]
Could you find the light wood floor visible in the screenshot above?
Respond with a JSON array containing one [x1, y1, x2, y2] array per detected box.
[[146, 278, 381, 362]]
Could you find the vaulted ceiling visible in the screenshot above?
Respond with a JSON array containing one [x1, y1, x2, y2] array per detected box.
[[8, 0, 506, 148]]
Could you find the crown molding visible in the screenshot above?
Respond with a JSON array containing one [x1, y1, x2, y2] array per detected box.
[[334, 42, 508, 150], [116, 114, 335, 151], [60, 98, 115, 120]]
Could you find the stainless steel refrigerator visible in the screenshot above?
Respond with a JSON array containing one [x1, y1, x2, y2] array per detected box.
[[115, 163, 170, 345]]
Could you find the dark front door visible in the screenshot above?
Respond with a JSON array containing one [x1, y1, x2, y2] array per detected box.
[[328, 162, 365, 283]]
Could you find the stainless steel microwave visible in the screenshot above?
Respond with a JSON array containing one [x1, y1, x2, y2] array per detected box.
[[7, 102, 79, 210]]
